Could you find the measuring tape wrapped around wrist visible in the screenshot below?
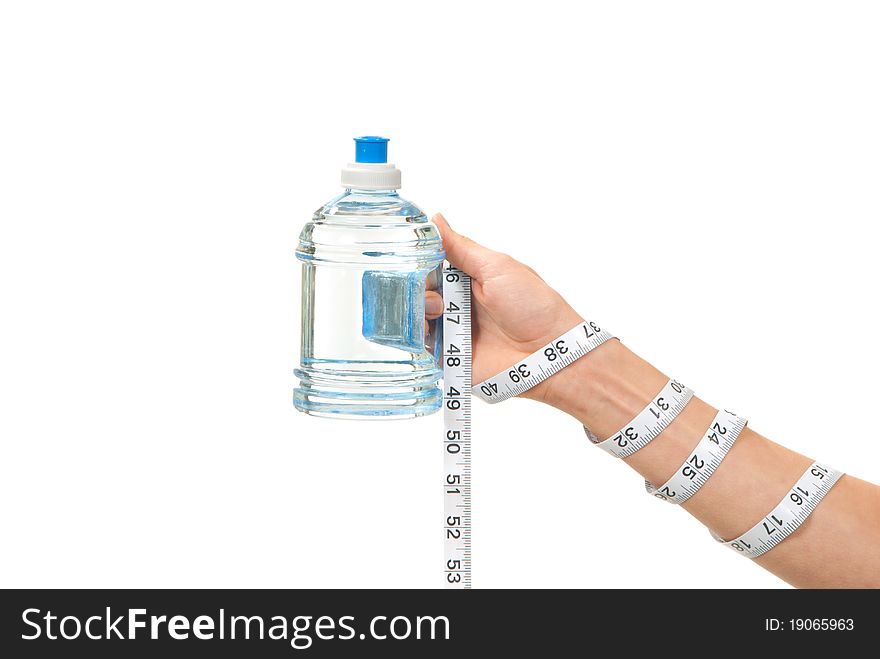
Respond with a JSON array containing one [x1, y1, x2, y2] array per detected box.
[[471, 321, 614, 403], [441, 264, 613, 588]]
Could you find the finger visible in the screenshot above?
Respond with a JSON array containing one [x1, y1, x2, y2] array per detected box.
[[432, 213, 497, 283], [425, 290, 443, 319]]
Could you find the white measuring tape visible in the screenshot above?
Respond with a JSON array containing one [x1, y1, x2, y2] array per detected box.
[[472, 321, 614, 403], [712, 462, 843, 558], [584, 379, 693, 458], [441, 265, 472, 589], [646, 409, 747, 504], [440, 264, 843, 585], [441, 264, 612, 588]]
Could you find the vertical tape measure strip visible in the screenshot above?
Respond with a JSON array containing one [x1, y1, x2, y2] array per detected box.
[[449, 295, 612, 586], [646, 410, 748, 504], [586, 379, 694, 458], [442, 264, 472, 588], [712, 462, 844, 558], [472, 321, 613, 403]]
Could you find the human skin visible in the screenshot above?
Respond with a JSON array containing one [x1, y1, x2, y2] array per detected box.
[[425, 213, 880, 588]]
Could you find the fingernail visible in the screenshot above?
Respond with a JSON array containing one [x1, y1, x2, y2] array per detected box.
[[425, 294, 443, 316]]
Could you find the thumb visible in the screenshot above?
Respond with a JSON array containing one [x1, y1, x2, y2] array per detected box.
[[432, 213, 497, 283]]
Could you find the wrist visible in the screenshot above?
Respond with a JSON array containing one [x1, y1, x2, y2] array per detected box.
[[528, 337, 722, 487], [526, 338, 667, 438]]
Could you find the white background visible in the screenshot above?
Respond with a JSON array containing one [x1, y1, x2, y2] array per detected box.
[[1, 1, 878, 589]]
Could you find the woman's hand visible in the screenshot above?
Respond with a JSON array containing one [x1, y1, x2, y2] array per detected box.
[[425, 213, 583, 397]]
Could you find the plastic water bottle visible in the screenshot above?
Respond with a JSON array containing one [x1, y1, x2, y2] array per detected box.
[[294, 137, 444, 418]]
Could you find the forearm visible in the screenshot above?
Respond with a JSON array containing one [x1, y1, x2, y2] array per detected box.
[[535, 339, 880, 588]]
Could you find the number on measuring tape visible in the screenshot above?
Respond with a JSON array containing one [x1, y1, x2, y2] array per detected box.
[[646, 410, 747, 504], [586, 379, 694, 458], [442, 264, 472, 589], [712, 462, 844, 558], [472, 321, 614, 403]]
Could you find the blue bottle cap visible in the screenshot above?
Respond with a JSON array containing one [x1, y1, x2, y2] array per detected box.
[[354, 136, 389, 164]]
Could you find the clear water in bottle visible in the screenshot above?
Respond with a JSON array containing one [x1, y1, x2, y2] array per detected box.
[[294, 137, 444, 418]]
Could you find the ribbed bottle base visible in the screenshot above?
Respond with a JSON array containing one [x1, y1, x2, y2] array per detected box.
[[293, 366, 442, 419]]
